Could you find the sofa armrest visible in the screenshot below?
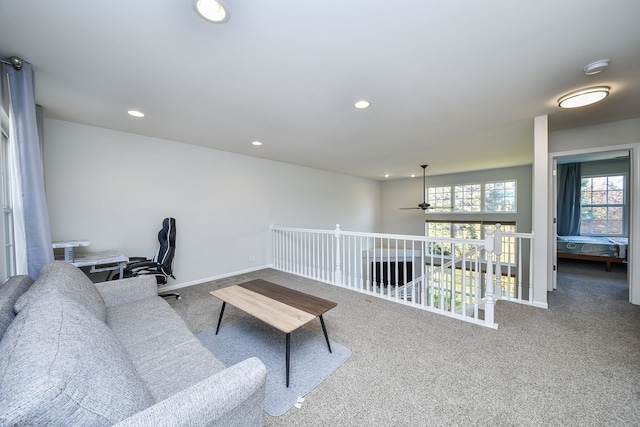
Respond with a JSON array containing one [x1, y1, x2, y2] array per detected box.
[[114, 357, 267, 427], [95, 276, 158, 307]]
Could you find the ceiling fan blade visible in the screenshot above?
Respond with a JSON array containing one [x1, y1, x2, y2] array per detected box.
[[399, 207, 421, 210]]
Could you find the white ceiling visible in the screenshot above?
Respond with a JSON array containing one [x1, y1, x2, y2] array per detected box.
[[1, 0, 639, 180]]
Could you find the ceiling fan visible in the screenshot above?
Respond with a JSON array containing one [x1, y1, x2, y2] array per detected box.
[[399, 164, 445, 211]]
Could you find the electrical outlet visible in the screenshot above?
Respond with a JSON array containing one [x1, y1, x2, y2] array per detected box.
[[248, 256, 255, 262]]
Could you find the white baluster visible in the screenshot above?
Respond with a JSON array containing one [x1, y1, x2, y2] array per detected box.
[[334, 224, 342, 285], [473, 246, 479, 311], [493, 223, 503, 301], [394, 239, 399, 300], [517, 238, 523, 300], [484, 229, 495, 326]]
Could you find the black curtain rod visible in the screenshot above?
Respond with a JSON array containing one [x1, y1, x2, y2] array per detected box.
[[0, 56, 24, 70]]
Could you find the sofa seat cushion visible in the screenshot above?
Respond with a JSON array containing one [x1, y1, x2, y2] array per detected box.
[[0, 275, 33, 340], [106, 297, 226, 402], [0, 290, 154, 426], [15, 261, 106, 321]]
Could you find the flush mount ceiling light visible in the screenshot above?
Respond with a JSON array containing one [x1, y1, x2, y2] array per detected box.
[[251, 141, 262, 146], [194, 0, 229, 23], [558, 86, 610, 109], [127, 110, 145, 118], [354, 100, 370, 109], [584, 59, 610, 75]]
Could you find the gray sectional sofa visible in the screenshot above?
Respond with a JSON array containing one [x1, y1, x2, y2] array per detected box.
[[0, 261, 267, 426]]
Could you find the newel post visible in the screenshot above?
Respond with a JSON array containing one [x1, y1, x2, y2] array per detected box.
[[334, 224, 342, 285], [484, 229, 496, 326]]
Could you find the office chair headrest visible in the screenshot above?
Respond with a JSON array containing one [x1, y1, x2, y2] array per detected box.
[[156, 217, 176, 270]]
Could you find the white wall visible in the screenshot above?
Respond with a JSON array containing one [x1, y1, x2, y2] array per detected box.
[[549, 118, 640, 152], [43, 119, 382, 287]]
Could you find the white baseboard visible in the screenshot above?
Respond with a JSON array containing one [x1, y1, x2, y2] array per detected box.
[[158, 263, 273, 293]]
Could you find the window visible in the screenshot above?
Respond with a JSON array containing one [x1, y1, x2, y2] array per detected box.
[[454, 184, 481, 212], [426, 186, 451, 211], [580, 175, 625, 235], [425, 221, 518, 298], [426, 180, 516, 213], [0, 130, 15, 280], [485, 181, 516, 212], [426, 221, 517, 264], [0, 66, 16, 282]]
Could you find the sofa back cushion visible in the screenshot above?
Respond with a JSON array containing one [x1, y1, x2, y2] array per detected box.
[[0, 275, 33, 340], [0, 290, 154, 426], [15, 261, 106, 322]]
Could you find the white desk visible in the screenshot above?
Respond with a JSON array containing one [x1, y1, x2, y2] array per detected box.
[[52, 240, 91, 262], [52, 241, 129, 277]]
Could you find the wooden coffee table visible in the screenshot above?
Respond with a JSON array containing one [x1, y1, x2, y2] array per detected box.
[[210, 279, 337, 387]]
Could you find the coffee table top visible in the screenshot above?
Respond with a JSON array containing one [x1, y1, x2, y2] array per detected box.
[[210, 279, 337, 333]]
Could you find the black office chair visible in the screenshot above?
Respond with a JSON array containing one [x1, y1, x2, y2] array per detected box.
[[112, 217, 180, 300]]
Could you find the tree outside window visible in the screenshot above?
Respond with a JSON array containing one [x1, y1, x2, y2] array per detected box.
[[426, 186, 451, 211], [580, 175, 625, 235], [454, 184, 481, 212], [485, 181, 516, 212]]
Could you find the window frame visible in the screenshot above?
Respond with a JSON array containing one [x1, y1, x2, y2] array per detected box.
[[0, 66, 16, 282], [579, 173, 627, 237], [425, 179, 517, 214]]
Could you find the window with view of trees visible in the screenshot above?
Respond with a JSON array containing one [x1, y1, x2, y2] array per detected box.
[[426, 186, 452, 211], [425, 221, 518, 297], [425, 221, 516, 260], [580, 175, 625, 236], [485, 181, 516, 212], [426, 180, 516, 213], [454, 184, 481, 212]]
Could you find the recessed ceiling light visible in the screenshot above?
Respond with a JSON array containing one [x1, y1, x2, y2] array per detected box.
[[194, 0, 230, 23], [251, 141, 262, 146], [354, 100, 370, 109], [128, 110, 145, 118], [584, 59, 610, 75], [558, 86, 610, 109], [384, 173, 390, 178]]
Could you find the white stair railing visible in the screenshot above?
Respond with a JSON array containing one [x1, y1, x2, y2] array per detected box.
[[270, 224, 534, 328]]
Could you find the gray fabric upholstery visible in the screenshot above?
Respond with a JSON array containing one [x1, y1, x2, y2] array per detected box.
[[15, 260, 106, 321], [0, 275, 33, 340], [106, 296, 227, 401], [0, 261, 267, 426], [114, 358, 267, 427], [95, 275, 158, 308], [0, 289, 154, 426]]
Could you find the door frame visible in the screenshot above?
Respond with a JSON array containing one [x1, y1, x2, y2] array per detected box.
[[549, 142, 639, 304]]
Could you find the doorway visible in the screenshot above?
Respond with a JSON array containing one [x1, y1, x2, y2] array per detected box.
[[551, 145, 637, 304]]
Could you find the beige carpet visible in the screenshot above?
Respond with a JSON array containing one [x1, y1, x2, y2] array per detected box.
[[168, 259, 640, 426]]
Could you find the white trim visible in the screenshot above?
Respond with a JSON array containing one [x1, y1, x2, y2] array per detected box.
[[533, 115, 550, 304], [157, 263, 272, 293], [549, 142, 639, 305]]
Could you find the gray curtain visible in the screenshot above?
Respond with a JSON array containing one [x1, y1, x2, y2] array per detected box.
[[557, 163, 582, 236], [7, 61, 53, 279]]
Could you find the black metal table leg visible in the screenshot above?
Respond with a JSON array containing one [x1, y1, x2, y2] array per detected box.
[[215, 302, 226, 335], [319, 315, 332, 353], [286, 333, 291, 387]]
